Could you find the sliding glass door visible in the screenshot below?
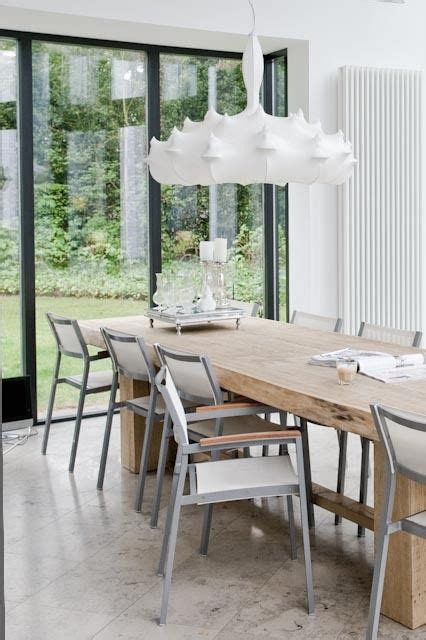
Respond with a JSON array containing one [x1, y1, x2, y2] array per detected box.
[[32, 42, 149, 413], [0, 38, 21, 378], [160, 53, 264, 308]]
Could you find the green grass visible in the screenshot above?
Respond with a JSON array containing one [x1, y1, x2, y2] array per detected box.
[[1, 295, 145, 412]]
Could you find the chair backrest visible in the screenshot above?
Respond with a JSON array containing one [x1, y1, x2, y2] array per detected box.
[[359, 322, 422, 347], [371, 404, 426, 485], [155, 343, 222, 405], [291, 310, 342, 333], [101, 328, 155, 382], [231, 300, 259, 317], [156, 366, 189, 445], [46, 312, 88, 358]]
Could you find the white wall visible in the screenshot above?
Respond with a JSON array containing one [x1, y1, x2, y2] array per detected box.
[[2, 0, 426, 322]]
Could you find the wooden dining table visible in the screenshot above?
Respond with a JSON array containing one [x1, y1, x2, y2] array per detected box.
[[79, 314, 426, 630]]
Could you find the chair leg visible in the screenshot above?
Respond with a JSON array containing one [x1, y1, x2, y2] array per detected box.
[[158, 461, 180, 577], [159, 455, 187, 626], [358, 437, 371, 537], [296, 438, 315, 615], [366, 526, 390, 640], [199, 504, 214, 556], [134, 390, 158, 512], [279, 411, 289, 456], [97, 374, 118, 490], [287, 495, 297, 560], [150, 414, 172, 528], [41, 352, 61, 455], [68, 364, 89, 473], [335, 430, 348, 526], [300, 418, 315, 529]]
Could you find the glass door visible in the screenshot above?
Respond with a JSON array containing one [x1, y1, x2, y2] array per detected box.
[[32, 42, 149, 414], [159, 53, 265, 310], [0, 38, 21, 378]]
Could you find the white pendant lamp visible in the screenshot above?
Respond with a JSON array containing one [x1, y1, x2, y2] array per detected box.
[[147, 22, 356, 187]]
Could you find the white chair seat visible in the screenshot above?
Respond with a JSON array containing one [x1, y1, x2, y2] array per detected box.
[[195, 455, 297, 499], [188, 414, 280, 440], [405, 511, 426, 528], [66, 370, 114, 390], [126, 395, 193, 417]]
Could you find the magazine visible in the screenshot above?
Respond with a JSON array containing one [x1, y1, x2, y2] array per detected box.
[[309, 348, 426, 383], [309, 348, 391, 367]]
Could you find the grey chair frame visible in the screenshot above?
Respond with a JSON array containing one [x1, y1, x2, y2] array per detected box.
[[98, 328, 168, 513], [232, 299, 260, 317], [336, 322, 423, 536], [366, 404, 426, 639], [41, 312, 112, 472], [290, 310, 343, 334], [149, 343, 281, 536], [289, 310, 343, 529], [155, 365, 315, 625]]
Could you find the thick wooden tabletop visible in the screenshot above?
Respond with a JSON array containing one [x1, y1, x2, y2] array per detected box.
[[79, 315, 426, 441]]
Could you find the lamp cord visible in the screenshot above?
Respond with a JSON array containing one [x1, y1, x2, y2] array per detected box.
[[248, 0, 256, 34]]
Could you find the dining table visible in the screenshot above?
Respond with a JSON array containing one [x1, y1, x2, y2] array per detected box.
[[79, 314, 426, 630]]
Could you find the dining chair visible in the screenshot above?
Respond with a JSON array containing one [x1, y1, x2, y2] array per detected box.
[[290, 310, 343, 528], [291, 310, 343, 333], [149, 343, 285, 531], [231, 299, 260, 317], [97, 328, 195, 511], [336, 322, 423, 536], [366, 404, 426, 640], [41, 312, 114, 472], [154, 364, 315, 625]]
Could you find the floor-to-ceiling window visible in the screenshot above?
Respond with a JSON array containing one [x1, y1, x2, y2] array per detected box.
[[32, 42, 148, 412], [0, 31, 287, 420], [0, 38, 20, 378], [160, 53, 264, 307]]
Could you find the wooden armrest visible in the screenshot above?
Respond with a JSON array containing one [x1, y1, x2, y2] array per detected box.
[[89, 350, 110, 361], [196, 400, 261, 413], [199, 430, 301, 447]]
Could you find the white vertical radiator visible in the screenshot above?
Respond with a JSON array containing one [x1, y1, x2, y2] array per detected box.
[[338, 66, 423, 335]]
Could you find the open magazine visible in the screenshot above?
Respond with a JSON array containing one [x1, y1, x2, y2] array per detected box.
[[309, 348, 426, 383]]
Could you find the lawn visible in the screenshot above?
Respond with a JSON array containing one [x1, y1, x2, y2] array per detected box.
[[1, 295, 146, 415]]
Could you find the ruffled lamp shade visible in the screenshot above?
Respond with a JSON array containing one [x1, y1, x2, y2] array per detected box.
[[146, 33, 356, 186]]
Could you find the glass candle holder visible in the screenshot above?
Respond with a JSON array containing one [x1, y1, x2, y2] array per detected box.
[[336, 359, 357, 385]]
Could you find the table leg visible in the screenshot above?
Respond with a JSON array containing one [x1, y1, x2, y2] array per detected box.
[[119, 375, 163, 474], [374, 442, 426, 629]]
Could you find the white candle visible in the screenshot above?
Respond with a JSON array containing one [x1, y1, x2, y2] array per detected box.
[[199, 240, 214, 262], [213, 237, 227, 263]]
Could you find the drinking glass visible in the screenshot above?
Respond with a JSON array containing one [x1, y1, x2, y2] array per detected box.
[[336, 359, 357, 385]]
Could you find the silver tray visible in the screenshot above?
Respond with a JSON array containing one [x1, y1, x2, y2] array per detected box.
[[146, 306, 245, 335]]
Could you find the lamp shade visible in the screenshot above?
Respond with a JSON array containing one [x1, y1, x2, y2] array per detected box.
[[146, 33, 356, 187]]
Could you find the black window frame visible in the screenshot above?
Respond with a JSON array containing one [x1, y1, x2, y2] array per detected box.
[[0, 29, 288, 422]]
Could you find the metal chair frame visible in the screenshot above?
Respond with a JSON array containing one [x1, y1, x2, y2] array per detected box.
[[149, 343, 281, 533], [232, 299, 260, 317], [98, 328, 168, 513], [155, 365, 315, 625], [288, 310, 343, 529], [366, 404, 426, 639], [290, 310, 343, 334], [336, 322, 423, 536], [41, 312, 112, 472]]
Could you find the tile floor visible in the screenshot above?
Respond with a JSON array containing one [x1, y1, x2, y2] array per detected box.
[[4, 415, 426, 639]]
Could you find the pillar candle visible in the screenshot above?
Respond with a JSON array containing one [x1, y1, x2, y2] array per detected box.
[[213, 237, 227, 263], [199, 240, 214, 261]]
